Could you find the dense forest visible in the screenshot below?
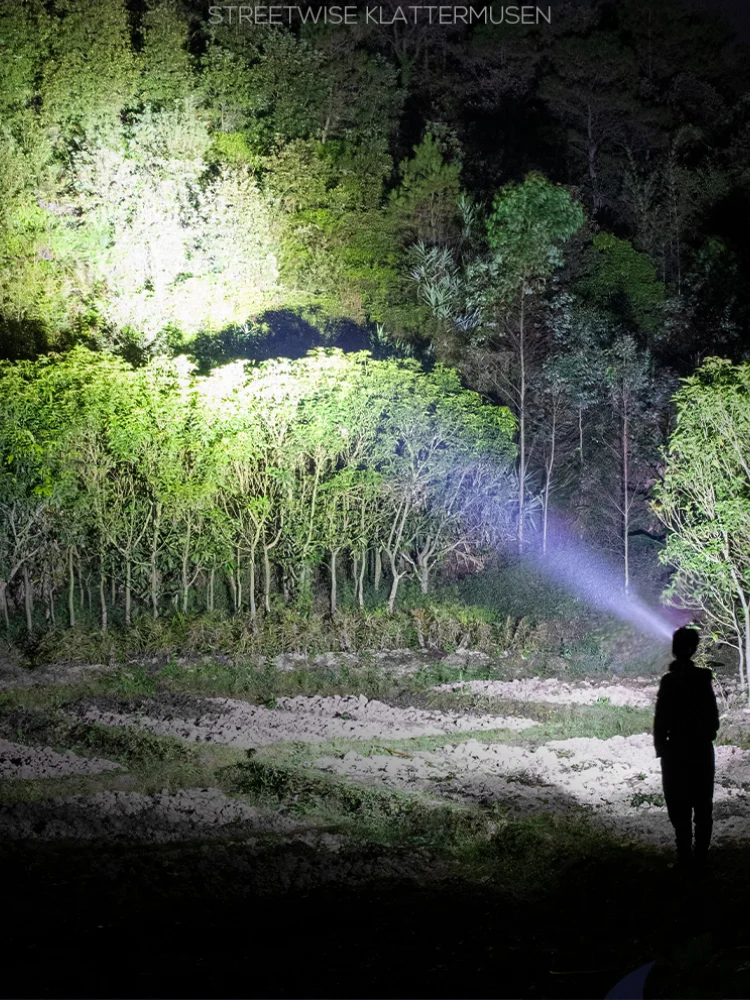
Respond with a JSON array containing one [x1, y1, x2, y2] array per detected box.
[[1, 0, 750, 679]]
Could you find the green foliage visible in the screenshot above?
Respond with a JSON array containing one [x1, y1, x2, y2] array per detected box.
[[102, 666, 158, 696], [66, 719, 196, 769], [39, 0, 137, 141], [654, 357, 750, 697], [223, 753, 484, 848], [0, 1, 50, 121], [0, 0, 744, 635], [138, 0, 195, 108], [0, 348, 515, 629], [486, 172, 585, 296], [577, 233, 665, 336], [389, 132, 463, 247]]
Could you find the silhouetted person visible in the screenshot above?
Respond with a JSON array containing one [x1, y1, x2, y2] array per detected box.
[[654, 627, 720, 871]]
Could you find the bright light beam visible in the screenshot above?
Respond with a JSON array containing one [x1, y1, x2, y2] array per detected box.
[[526, 519, 688, 641]]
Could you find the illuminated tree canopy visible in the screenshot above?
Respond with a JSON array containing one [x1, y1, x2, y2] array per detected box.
[[655, 358, 750, 698], [0, 347, 516, 628]]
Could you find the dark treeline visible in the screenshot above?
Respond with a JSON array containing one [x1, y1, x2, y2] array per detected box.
[[1, 0, 749, 626]]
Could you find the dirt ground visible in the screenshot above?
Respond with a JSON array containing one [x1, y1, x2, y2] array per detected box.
[[71, 691, 540, 746], [1, 666, 747, 850], [1, 653, 749, 998]]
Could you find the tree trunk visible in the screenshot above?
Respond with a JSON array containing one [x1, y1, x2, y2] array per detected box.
[[227, 570, 237, 614], [374, 548, 382, 592], [542, 404, 557, 557], [263, 547, 272, 613], [45, 564, 56, 627], [737, 635, 746, 698], [358, 551, 366, 608], [249, 549, 257, 627], [0, 580, 8, 629], [298, 563, 312, 604], [330, 549, 338, 615], [68, 547, 76, 628], [387, 568, 401, 613], [587, 103, 600, 213], [99, 564, 108, 633], [623, 398, 630, 595], [730, 565, 750, 705], [23, 564, 33, 634], [235, 546, 242, 614], [518, 291, 526, 553], [125, 559, 132, 627], [740, 597, 750, 706], [208, 564, 215, 613]]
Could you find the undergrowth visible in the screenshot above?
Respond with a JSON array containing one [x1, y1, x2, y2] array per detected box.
[[220, 752, 647, 891], [18, 602, 639, 671]]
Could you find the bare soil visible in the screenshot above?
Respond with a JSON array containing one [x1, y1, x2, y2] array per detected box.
[[433, 676, 661, 707], [2, 657, 749, 999], [0, 739, 122, 780], [71, 692, 539, 746]]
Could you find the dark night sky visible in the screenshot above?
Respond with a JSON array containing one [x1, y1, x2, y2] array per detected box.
[[689, 0, 750, 40]]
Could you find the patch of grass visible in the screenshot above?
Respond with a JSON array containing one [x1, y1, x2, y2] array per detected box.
[[717, 721, 750, 751], [223, 752, 496, 854], [0, 706, 65, 746], [219, 751, 659, 895], [101, 665, 158, 696], [65, 720, 196, 770], [630, 791, 665, 808], [17, 598, 615, 668], [0, 771, 139, 804], [151, 656, 501, 704], [419, 687, 653, 741], [562, 633, 614, 677], [254, 728, 527, 771], [520, 703, 653, 741], [0, 700, 247, 803], [0, 681, 110, 715]]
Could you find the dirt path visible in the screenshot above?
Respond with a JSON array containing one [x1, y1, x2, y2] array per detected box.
[[72, 693, 539, 746], [433, 677, 660, 707], [0, 786, 347, 848], [0, 739, 122, 779]]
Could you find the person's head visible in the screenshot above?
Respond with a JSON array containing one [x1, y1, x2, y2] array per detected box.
[[672, 626, 700, 661]]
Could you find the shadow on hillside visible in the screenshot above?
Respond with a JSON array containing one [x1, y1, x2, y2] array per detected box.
[[188, 310, 373, 373]]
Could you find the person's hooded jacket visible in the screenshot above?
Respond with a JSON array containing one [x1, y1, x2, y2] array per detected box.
[[653, 659, 720, 758]]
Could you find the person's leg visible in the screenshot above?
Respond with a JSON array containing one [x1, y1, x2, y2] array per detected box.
[[662, 753, 691, 865], [692, 745, 715, 868]]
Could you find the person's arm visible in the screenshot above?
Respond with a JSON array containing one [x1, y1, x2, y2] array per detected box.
[[653, 676, 670, 757]]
